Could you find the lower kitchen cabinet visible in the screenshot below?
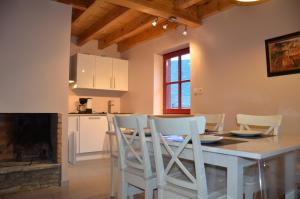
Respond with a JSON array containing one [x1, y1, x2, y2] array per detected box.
[[68, 115, 108, 161], [79, 116, 107, 153]]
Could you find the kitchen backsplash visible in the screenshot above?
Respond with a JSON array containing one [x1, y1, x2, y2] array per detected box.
[[68, 89, 121, 113]]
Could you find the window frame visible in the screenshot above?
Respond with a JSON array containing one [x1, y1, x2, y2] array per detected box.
[[163, 48, 190, 114]]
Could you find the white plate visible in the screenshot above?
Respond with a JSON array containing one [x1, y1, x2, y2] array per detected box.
[[200, 135, 223, 144], [230, 130, 263, 137], [164, 135, 223, 144]]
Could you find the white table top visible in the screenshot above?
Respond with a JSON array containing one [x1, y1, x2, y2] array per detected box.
[[143, 132, 300, 160], [108, 130, 300, 160], [165, 132, 300, 160]]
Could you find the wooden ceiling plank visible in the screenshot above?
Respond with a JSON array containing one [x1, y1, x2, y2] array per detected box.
[[175, 0, 207, 9], [198, 0, 233, 19], [78, 7, 128, 46], [117, 20, 177, 52], [98, 14, 156, 49], [103, 0, 201, 27]]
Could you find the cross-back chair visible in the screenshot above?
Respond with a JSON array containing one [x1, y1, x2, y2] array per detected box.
[[150, 116, 226, 199], [196, 113, 225, 132], [236, 114, 283, 199], [113, 114, 156, 199], [106, 113, 118, 198], [237, 114, 282, 135]]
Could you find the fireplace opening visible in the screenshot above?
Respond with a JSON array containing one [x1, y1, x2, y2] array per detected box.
[[0, 113, 58, 167]]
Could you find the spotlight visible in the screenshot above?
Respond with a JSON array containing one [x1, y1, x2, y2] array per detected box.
[[152, 18, 158, 27], [182, 26, 187, 36], [162, 24, 168, 30]]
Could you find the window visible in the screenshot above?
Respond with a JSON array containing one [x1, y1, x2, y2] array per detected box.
[[163, 48, 190, 114]]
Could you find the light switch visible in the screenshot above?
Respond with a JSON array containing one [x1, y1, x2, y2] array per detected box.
[[193, 88, 203, 96]]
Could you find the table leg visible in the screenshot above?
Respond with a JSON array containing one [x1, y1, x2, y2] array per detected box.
[[285, 152, 296, 199], [258, 159, 268, 199], [227, 157, 243, 199]]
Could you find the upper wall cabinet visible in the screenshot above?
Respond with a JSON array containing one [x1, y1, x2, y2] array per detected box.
[[113, 58, 128, 91], [71, 53, 128, 91], [74, 54, 95, 89]]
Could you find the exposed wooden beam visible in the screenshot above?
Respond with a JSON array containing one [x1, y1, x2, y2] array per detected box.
[[175, 0, 207, 9], [198, 0, 233, 19], [117, 20, 177, 52], [104, 0, 201, 27], [78, 7, 128, 46], [98, 14, 156, 49]]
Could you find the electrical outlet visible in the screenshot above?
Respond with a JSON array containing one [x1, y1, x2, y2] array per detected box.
[[193, 88, 203, 96]]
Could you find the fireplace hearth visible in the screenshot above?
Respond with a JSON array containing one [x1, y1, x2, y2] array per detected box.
[[0, 113, 62, 195]]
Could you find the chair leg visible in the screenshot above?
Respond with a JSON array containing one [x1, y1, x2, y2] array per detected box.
[[145, 188, 153, 199], [245, 190, 253, 199], [157, 188, 164, 199], [118, 170, 128, 199], [111, 158, 116, 197]]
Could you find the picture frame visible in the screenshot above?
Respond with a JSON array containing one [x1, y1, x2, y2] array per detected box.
[[265, 31, 300, 77]]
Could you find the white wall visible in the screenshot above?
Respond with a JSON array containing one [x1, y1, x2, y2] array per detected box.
[[121, 0, 300, 133], [0, 0, 71, 182], [69, 37, 123, 113]]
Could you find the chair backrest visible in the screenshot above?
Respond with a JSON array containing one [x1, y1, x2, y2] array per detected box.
[[106, 113, 118, 158], [113, 114, 153, 178], [236, 114, 282, 135], [195, 113, 225, 132], [150, 116, 208, 198], [107, 113, 115, 132]]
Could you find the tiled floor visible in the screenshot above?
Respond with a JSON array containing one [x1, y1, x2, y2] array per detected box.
[[2, 159, 118, 199]]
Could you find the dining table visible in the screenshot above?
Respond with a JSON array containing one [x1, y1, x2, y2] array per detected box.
[[108, 130, 300, 199], [145, 131, 300, 199]]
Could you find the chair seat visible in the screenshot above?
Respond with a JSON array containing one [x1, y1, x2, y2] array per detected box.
[[163, 180, 226, 199]]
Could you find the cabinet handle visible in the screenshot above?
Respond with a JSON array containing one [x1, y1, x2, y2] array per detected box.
[[93, 74, 95, 88], [77, 117, 79, 131], [88, 117, 100, 120]]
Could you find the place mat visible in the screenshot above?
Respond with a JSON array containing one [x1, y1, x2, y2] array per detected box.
[[189, 138, 248, 146], [219, 133, 275, 139]]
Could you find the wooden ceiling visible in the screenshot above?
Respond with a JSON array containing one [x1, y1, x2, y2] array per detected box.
[[58, 0, 234, 52]]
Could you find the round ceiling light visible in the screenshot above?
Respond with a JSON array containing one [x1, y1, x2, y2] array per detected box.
[[231, 0, 269, 6]]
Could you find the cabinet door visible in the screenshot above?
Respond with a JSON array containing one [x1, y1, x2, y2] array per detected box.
[[95, 56, 113, 90], [79, 116, 108, 153], [68, 116, 80, 154], [113, 58, 128, 91], [76, 54, 95, 88]]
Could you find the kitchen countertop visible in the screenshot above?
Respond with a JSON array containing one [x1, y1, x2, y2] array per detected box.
[[68, 112, 133, 116], [68, 113, 107, 116]]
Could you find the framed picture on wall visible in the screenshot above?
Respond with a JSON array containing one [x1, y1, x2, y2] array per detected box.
[[265, 31, 300, 77]]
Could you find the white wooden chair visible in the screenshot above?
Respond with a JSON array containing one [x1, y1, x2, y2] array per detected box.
[[106, 113, 118, 198], [236, 114, 283, 199], [236, 114, 282, 135], [149, 116, 226, 199], [195, 113, 225, 132], [113, 114, 157, 199]]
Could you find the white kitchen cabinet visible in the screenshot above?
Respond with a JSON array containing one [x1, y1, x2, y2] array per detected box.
[[71, 53, 128, 91], [74, 54, 95, 89], [95, 56, 113, 90], [79, 116, 108, 153], [113, 58, 128, 91]]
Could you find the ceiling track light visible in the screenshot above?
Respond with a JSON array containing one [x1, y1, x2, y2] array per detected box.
[[162, 23, 168, 30], [231, 0, 269, 6], [152, 17, 158, 27], [182, 26, 187, 36]]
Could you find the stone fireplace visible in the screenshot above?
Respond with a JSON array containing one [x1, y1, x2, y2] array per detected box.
[[0, 113, 62, 195]]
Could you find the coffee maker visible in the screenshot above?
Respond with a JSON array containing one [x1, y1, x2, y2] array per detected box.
[[77, 98, 93, 113]]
